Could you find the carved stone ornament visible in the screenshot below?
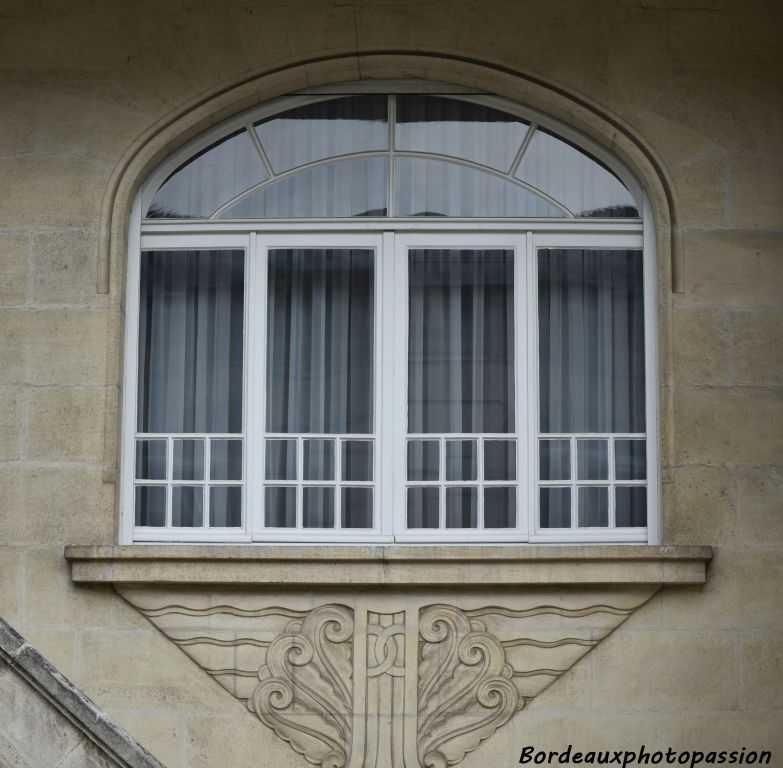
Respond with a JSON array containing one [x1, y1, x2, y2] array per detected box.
[[118, 588, 656, 768]]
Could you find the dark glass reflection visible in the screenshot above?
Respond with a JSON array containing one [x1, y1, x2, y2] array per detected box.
[[538, 249, 645, 434], [255, 96, 388, 174], [396, 95, 528, 171]]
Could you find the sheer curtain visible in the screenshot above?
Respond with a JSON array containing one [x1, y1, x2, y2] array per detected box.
[[538, 248, 645, 434], [265, 249, 374, 435], [408, 249, 515, 434], [137, 250, 245, 434]]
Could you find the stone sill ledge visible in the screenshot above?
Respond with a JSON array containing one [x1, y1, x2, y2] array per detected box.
[[65, 544, 712, 587]]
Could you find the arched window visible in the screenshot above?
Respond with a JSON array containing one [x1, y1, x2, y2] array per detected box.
[[123, 87, 656, 544]]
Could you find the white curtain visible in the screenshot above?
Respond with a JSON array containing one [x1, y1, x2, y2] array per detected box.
[[407, 249, 515, 434], [265, 249, 374, 434], [137, 250, 244, 434], [538, 248, 645, 435]]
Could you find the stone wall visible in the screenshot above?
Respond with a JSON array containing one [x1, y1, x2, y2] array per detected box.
[[1, 1, 781, 766]]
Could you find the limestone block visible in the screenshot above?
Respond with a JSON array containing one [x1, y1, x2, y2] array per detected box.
[[674, 388, 783, 465], [0, 387, 24, 461], [0, 156, 108, 228], [671, 156, 727, 229], [11, 626, 77, 680], [660, 711, 783, 754], [734, 309, 783, 386], [0, 466, 114, 544], [0, 547, 23, 623], [663, 465, 735, 545], [681, 231, 783, 307], [735, 466, 783, 545], [0, 308, 107, 386], [730, 153, 783, 230], [27, 387, 106, 462], [662, 548, 783, 631], [671, 309, 731, 385], [741, 630, 783, 709], [31, 229, 102, 306], [0, 83, 35, 154], [0, 232, 29, 306], [102, 711, 183, 768], [591, 629, 736, 710]]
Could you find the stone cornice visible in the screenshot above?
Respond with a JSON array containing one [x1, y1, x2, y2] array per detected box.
[[65, 544, 712, 587]]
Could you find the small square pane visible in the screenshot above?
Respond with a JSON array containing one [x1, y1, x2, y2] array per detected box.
[[578, 486, 608, 527], [407, 487, 440, 528], [265, 486, 296, 527], [540, 487, 570, 528], [134, 486, 166, 526], [407, 440, 439, 481], [342, 441, 373, 481], [484, 487, 516, 528], [135, 440, 166, 480], [265, 439, 297, 480], [342, 487, 373, 528], [210, 440, 242, 481], [615, 486, 647, 527], [446, 440, 477, 481], [446, 487, 477, 528], [539, 440, 570, 480], [303, 439, 335, 481], [173, 440, 204, 480], [615, 440, 646, 480], [172, 486, 203, 527], [484, 440, 516, 481], [210, 486, 242, 527], [303, 487, 335, 528], [577, 440, 608, 480]]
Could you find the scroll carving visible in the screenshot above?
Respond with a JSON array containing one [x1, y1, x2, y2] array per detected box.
[[249, 605, 354, 768]]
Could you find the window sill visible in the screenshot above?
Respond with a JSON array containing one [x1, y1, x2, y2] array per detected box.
[[64, 544, 711, 587]]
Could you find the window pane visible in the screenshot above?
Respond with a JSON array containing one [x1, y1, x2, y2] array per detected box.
[[615, 486, 647, 527], [135, 486, 166, 526], [395, 157, 562, 217], [615, 439, 647, 480], [135, 440, 166, 480], [446, 487, 477, 528], [265, 439, 297, 480], [395, 95, 528, 172], [303, 487, 335, 528], [577, 439, 608, 480], [484, 440, 515, 481], [342, 441, 373, 481], [210, 440, 242, 481], [266, 249, 374, 434], [538, 249, 645, 433], [484, 487, 516, 528], [342, 487, 373, 528], [408, 249, 514, 433], [446, 440, 477, 481], [210, 486, 242, 527], [303, 439, 335, 481], [407, 440, 439, 481], [137, 250, 244, 433], [220, 157, 388, 218], [254, 96, 388, 174], [407, 487, 439, 528], [578, 486, 608, 527], [265, 487, 296, 527], [172, 486, 203, 527], [539, 440, 570, 480], [540, 487, 570, 528], [516, 128, 638, 217], [148, 130, 267, 219], [172, 439, 204, 480]]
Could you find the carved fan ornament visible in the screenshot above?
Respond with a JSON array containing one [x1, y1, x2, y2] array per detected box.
[[119, 589, 655, 768]]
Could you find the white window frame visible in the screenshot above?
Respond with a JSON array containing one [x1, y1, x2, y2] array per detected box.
[[122, 205, 656, 545]]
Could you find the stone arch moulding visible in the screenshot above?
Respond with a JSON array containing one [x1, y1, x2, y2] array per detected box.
[[97, 51, 681, 298]]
